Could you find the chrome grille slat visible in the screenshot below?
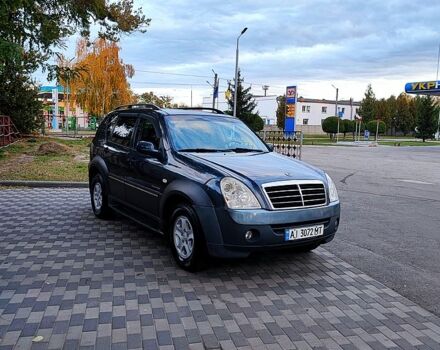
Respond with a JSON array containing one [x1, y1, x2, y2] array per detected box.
[[263, 181, 327, 210]]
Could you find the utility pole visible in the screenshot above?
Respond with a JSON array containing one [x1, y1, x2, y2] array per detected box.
[[332, 84, 339, 143], [190, 85, 193, 107], [233, 27, 248, 118], [212, 70, 218, 109], [436, 44, 440, 140]]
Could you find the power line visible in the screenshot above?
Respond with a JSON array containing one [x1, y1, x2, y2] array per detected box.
[[134, 68, 285, 89], [136, 69, 212, 79]]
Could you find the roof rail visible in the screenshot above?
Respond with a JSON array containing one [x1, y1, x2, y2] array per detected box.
[[174, 107, 225, 114], [115, 103, 161, 111]]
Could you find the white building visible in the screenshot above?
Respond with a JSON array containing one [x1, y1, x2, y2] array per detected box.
[[202, 95, 361, 134]]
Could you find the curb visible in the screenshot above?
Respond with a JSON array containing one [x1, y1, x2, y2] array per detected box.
[[0, 180, 88, 188]]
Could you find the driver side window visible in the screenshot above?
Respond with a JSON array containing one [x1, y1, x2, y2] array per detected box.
[[136, 118, 160, 150]]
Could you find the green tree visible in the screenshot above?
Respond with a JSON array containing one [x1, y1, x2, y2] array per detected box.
[[366, 120, 386, 135], [386, 95, 398, 135], [396, 93, 415, 135], [276, 95, 286, 129], [0, 63, 42, 133], [240, 113, 264, 131], [322, 116, 345, 139], [226, 70, 257, 119], [414, 95, 438, 141], [0, 0, 150, 67], [342, 119, 355, 139], [137, 91, 180, 108], [358, 84, 376, 124], [0, 0, 150, 132]]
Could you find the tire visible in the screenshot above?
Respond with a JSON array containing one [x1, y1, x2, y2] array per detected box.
[[169, 203, 206, 272], [90, 173, 111, 219]]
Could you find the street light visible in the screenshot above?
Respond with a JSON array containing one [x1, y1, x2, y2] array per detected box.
[[233, 27, 248, 118], [331, 84, 340, 143]]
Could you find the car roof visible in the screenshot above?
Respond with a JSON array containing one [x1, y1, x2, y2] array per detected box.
[[112, 104, 232, 119]]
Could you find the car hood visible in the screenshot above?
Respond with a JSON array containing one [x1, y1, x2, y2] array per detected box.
[[184, 151, 325, 185]]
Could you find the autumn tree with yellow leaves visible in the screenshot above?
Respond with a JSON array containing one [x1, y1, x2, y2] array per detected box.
[[70, 38, 136, 116]]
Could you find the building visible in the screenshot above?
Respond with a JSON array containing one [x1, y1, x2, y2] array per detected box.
[[202, 94, 361, 134], [38, 85, 89, 130]]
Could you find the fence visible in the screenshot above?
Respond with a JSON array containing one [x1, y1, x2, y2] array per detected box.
[[0, 115, 20, 147], [42, 114, 100, 137], [258, 130, 302, 160]]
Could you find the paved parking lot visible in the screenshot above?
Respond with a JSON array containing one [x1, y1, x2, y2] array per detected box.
[[304, 146, 440, 317], [1, 188, 440, 349]]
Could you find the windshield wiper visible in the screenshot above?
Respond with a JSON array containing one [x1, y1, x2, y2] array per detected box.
[[227, 148, 265, 153], [177, 148, 232, 153]]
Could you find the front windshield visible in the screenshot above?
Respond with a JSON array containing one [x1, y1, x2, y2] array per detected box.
[[165, 114, 269, 152]]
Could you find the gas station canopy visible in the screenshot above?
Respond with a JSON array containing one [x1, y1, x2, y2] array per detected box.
[[405, 81, 440, 95]]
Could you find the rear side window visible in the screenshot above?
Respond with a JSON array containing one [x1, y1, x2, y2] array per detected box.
[[109, 116, 137, 147]]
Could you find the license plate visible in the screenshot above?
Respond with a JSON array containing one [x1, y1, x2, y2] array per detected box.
[[284, 224, 324, 241]]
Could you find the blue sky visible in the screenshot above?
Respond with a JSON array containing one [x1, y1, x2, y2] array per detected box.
[[40, 0, 440, 105]]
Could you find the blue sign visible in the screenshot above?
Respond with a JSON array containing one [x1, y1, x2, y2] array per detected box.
[[364, 130, 370, 140], [51, 112, 58, 129], [285, 85, 297, 132], [338, 111, 344, 118], [284, 117, 295, 132], [405, 81, 440, 95]]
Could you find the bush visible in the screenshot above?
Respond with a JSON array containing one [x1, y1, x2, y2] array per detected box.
[[366, 120, 386, 135], [322, 116, 345, 138], [240, 112, 264, 131]]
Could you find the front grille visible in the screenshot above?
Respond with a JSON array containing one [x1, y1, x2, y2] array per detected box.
[[263, 181, 327, 209]]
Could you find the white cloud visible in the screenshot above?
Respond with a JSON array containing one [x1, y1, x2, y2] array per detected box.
[[35, 0, 440, 105]]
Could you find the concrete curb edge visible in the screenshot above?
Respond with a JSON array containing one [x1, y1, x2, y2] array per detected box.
[[0, 180, 88, 188]]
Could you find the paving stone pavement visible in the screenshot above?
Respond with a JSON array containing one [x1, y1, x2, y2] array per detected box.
[[0, 188, 440, 350]]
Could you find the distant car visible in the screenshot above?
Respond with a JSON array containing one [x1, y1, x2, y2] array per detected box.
[[89, 104, 340, 271]]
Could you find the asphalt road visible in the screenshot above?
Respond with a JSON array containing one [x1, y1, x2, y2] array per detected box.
[[303, 145, 440, 317]]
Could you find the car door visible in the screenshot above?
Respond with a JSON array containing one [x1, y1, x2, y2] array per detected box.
[[103, 113, 138, 202], [125, 115, 165, 224]]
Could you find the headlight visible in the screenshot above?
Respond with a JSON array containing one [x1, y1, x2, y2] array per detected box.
[[325, 173, 339, 202], [220, 177, 261, 209]]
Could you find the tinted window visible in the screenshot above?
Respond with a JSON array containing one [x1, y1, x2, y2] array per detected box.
[[110, 116, 137, 147], [105, 114, 119, 140], [136, 118, 160, 149]]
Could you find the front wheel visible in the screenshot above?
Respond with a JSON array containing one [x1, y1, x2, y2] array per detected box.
[[90, 174, 111, 219], [170, 204, 206, 271]]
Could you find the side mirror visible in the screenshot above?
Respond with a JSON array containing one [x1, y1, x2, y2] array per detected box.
[[267, 143, 274, 151], [136, 141, 161, 159]]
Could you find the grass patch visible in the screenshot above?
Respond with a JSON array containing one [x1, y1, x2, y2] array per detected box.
[[0, 137, 90, 181], [378, 140, 440, 147]]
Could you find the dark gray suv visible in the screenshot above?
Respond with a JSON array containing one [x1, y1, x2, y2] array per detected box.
[[89, 104, 340, 271]]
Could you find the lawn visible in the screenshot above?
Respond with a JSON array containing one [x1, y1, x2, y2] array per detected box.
[[0, 137, 90, 181], [378, 140, 440, 146]]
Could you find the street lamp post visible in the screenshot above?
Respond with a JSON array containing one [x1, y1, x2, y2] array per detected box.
[[332, 84, 340, 143], [233, 27, 248, 118]]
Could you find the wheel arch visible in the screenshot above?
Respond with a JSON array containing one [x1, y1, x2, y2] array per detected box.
[[88, 156, 109, 189], [160, 179, 213, 232]]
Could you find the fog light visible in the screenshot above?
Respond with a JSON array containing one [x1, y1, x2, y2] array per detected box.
[[245, 230, 253, 240]]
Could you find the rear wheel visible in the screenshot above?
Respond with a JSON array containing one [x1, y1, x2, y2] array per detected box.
[[90, 173, 111, 219], [170, 204, 206, 271]]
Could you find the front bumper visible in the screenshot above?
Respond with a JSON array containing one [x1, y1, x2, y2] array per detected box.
[[195, 201, 340, 258]]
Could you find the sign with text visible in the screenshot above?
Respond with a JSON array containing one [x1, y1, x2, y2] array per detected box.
[[405, 81, 440, 95], [284, 85, 297, 132]]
